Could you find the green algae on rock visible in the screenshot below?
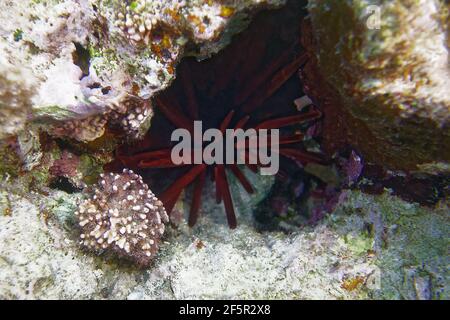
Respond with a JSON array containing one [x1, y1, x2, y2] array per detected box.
[[332, 190, 449, 299]]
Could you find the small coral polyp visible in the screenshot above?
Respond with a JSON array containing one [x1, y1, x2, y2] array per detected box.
[[114, 1, 159, 44], [108, 96, 153, 139], [75, 169, 169, 266], [52, 96, 153, 142]]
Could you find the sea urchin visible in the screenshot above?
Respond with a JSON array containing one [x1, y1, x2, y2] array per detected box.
[[110, 3, 323, 229]]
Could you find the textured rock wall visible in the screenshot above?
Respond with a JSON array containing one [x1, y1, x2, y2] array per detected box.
[[307, 0, 450, 170], [0, 0, 286, 141]]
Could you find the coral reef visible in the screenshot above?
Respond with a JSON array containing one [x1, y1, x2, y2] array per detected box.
[[50, 96, 153, 141], [51, 115, 109, 144], [75, 169, 168, 266], [0, 0, 287, 142], [108, 97, 153, 140], [305, 0, 450, 171], [0, 0, 111, 142], [0, 0, 448, 301]]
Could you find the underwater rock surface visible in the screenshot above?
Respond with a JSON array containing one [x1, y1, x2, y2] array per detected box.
[[0, 185, 447, 299], [306, 0, 450, 171], [0, 42, 36, 139], [0, 0, 285, 142]]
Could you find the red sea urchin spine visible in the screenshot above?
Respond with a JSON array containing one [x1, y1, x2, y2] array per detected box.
[[155, 95, 194, 132], [229, 164, 254, 194], [216, 164, 238, 229], [241, 51, 309, 113], [159, 164, 207, 214], [179, 62, 200, 120], [188, 168, 207, 227], [234, 49, 294, 107]]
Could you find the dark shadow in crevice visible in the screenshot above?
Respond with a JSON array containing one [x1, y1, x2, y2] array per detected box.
[[49, 176, 82, 194]]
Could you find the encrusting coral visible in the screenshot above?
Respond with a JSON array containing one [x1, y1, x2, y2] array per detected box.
[[75, 169, 169, 266], [112, 1, 167, 45], [51, 96, 153, 141], [0, 0, 286, 143], [108, 96, 154, 140]]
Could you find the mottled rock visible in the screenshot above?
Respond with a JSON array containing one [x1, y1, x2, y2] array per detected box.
[[0, 183, 447, 299], [0, 0, 286, 142], [0, 43, 36, 139], [305, 0, 450, 170]]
